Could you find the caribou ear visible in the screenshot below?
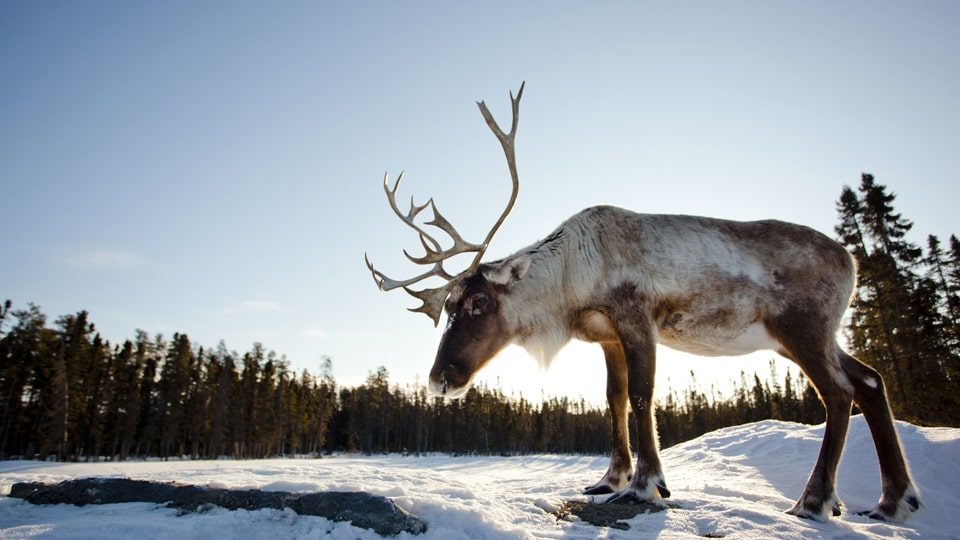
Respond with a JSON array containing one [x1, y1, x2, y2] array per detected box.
[[482, 254, 532, 288]]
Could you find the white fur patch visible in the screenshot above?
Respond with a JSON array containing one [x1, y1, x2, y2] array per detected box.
[[723, 322, 780, 355], [826, 352, 854, 394], [519, 326, 569, 369], [660, 322, 780, 357]]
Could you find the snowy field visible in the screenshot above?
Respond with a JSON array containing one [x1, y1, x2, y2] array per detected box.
[[1, 417, 957, 539]]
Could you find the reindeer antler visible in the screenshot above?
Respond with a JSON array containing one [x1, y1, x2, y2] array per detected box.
[[365, 82, 525, 326]]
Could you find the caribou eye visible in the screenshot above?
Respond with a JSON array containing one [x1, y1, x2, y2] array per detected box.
[[467, 293, 489, 317]]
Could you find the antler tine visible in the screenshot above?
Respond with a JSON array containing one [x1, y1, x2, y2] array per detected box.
[[366, 83, 525, 325], [403, 202, 482, 264], [365, 253, 455, 292], [383, 172, 464, 264], [382, 172, 438, 251], [470, 81, 524, 272], [368, 171, 485, 324], [404, 280, 462, 326]]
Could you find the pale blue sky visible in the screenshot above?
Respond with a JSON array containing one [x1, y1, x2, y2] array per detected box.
[[3, 1, 958, 404]]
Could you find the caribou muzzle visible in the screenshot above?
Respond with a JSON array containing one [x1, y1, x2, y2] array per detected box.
[[428, 345, 478, 399], [427, 363, 471, 399]]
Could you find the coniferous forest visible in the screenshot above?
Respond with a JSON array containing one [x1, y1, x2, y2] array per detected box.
[[2, 175, 957, 461]]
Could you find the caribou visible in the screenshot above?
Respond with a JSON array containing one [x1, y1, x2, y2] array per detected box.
[[365, 83, 921, 522]]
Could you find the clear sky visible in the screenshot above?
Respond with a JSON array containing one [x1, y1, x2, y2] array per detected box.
[[2, 1, 958, 406]]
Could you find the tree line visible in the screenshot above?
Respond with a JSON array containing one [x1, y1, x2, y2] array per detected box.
[[0, 305, 825, 461], [2, 174, 957, 461]]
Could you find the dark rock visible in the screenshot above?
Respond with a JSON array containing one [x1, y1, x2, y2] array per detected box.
[[554, 499, 670, 530], [294, 492, 427, 536], [9, 478, 426, 536]]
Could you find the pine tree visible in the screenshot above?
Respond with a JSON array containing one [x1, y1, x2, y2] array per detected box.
[[837, 176, 912, 415], [206, 342, 237, 458], [237, 344, 264, 458], [255, 354, 282, 457], [928, 235, 960, 347], [45, 313, 87, 460], [104, 340, 141, 460], [134, 332, 161, 458], [0, 304, 52, 457], [835, 174, 959, 424], [945, 236, 960, 381], [157, 333, 192, 459], [836, 181, 908, 408], [184, 345, 208, 459], [309, 356, 336, 455]]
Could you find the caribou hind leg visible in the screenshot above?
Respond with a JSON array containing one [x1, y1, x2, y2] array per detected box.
[[585, 342, 633, 495], [781, 336, 921, 522], [777, 336, 854, 522], [839, 350, 921, 521], [785, 381, 850, 521]]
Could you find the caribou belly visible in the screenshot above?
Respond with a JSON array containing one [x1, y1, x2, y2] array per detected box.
[[658, 321, 780, 357]]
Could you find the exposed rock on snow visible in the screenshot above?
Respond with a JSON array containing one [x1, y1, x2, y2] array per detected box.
[[554, 499, 671, 530], [9, 478, 426, 536]]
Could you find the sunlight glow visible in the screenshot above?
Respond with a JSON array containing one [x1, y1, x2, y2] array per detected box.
[[471, 342, 795, 408]]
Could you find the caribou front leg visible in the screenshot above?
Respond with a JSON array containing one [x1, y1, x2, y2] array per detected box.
[[606, 311, 669, 504], [585, 341, 633, 495]]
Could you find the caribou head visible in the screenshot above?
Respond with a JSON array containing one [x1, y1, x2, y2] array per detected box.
[[365, 83, 524, 397]]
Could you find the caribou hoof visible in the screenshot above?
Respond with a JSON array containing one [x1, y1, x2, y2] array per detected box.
[[657, 481, 671, 499], [605, 490, 647, 505], [584, 472, 630, 496], [786, 498, 841, 522], [584, 484, 614, 495], [604, 480, 669, 505], [858, 493, 921, 523]]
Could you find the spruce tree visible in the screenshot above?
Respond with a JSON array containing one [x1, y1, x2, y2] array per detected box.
[[835, 174, 959, 424], [836, 180, 908, 408]]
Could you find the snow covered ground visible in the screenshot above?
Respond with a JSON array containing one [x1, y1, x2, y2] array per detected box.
[[1, 416, 957, 539]]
